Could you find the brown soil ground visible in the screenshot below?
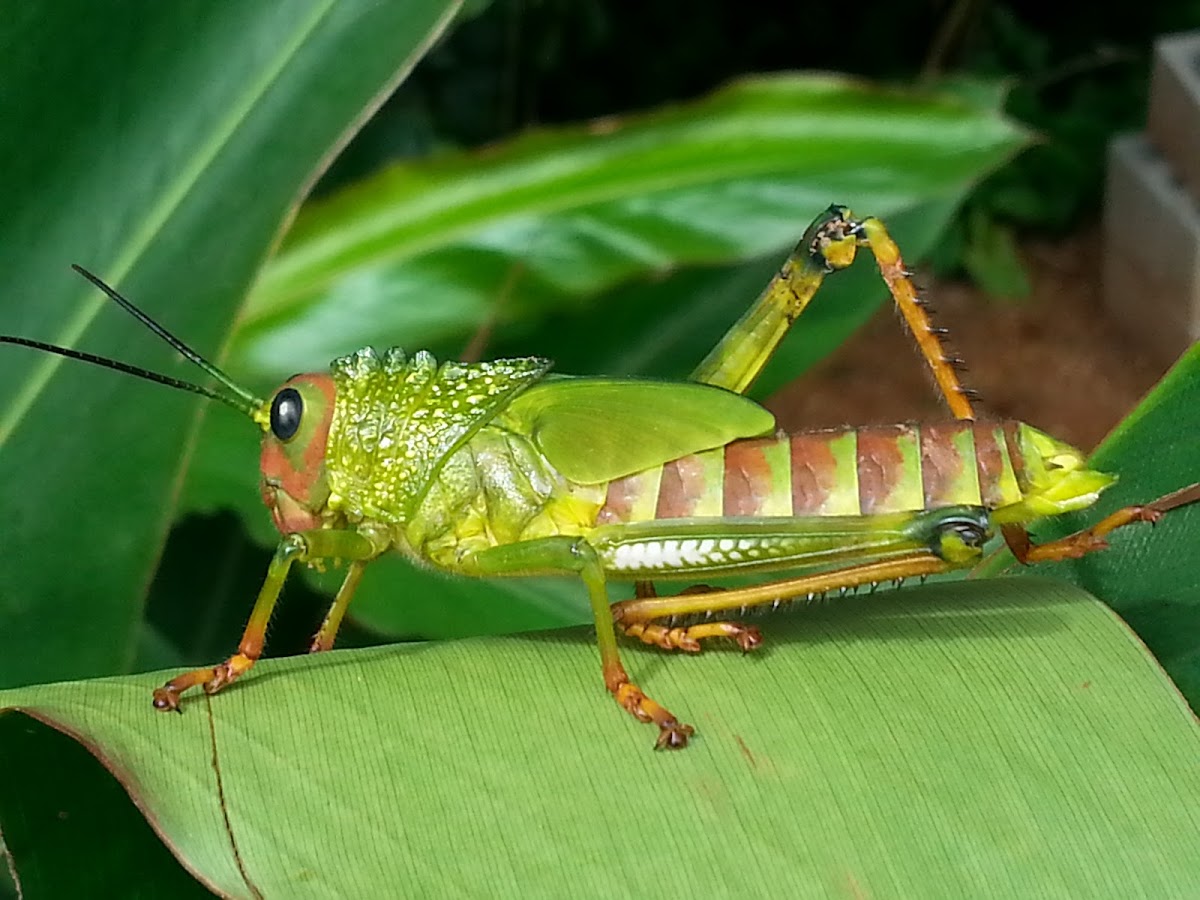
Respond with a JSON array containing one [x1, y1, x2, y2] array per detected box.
[[767, 228, 1174, 452]]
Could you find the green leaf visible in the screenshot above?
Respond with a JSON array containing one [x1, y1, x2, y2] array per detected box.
[[0, 1, 462, 687], [228, 76, 1028, 384], [983, 343, 1200, 706], [506, 378, 774, 484], [2, 579, 1198, 897]]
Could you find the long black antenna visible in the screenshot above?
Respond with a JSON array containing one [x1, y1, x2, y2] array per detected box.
[[0, 267, 265, 417], [0, 335, 257, 414]]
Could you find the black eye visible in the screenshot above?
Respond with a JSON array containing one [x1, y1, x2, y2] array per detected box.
[[270, 388, 303, 441]]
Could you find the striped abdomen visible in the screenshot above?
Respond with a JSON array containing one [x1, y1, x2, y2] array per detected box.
[[594, 420, 1028, 526]]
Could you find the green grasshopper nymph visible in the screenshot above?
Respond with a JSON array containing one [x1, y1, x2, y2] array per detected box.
[[4, 206, 1197, 750]]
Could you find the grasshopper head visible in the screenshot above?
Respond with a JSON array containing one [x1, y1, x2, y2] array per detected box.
[[258, 373, 337, 533]]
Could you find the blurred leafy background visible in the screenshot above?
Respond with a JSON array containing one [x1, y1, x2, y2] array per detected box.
[[2, 0, 1199, 895]]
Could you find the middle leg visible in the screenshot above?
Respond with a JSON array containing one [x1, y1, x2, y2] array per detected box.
[[460, 536, 695, 749]]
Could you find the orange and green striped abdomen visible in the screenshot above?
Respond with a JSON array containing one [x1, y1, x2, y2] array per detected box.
[[594, 420, 1110, 527]]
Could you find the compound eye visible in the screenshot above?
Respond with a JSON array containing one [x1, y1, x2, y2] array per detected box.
[[269, 387, 303, 442]]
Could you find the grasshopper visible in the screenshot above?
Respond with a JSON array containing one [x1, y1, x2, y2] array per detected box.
[[4, 206, 1197, 749]]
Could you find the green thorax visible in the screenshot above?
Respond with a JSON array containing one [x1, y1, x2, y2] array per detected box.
[[324, 347, 552, 524]]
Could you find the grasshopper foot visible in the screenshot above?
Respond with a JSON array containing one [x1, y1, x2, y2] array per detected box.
[[735, 626, 764, 652], [620, 620, 763, 653], [655, 720, 695, 751], [611, 681, 695, 750], [151, 653, 257, 712], [152, 687, 184, 713], [614, 585, 764, 653]]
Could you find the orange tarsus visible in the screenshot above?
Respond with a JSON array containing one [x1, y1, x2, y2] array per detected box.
[[604, 659, 694, 749], [151, 649, 262, 712], [621, 619, 764, 653], [1002, 482, 1200, 564], [622, 582, 762, 653]]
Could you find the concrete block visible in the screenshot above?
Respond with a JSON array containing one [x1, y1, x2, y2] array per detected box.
[[1102, 133, 1200, 365], [1148, 31, 1200, 199]]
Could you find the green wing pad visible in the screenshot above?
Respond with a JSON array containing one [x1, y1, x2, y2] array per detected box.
[[502, 378, 776, 485], [326, 347, 552, 520]]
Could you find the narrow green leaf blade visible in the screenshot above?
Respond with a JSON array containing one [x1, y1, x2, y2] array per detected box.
[[0, 0, 461, 686]]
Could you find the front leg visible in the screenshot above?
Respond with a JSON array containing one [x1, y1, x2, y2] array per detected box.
[[461, 536, 694, 750], [152, 528, 379, 711]]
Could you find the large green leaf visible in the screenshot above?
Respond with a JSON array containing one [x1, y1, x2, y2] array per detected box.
[[2, 578, 1198, 897], [0, 1, 461, 688], [980, 342, 1200, 705], [180, 79, 1025, 642]]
